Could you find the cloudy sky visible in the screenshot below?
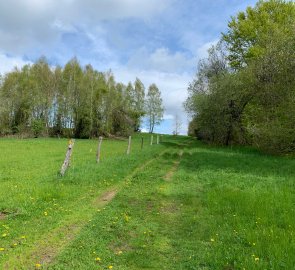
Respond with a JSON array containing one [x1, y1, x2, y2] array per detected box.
[[0, 0, 257, 134]]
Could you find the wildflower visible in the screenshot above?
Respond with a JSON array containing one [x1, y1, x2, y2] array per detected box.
[[210, 238, 215, 242], [255, 257, 259, 261], [2, 233, 7, 237], [0, 248, 5, 251], [252, 243, 256, 246], [44, 212, 48, 216], [13, 243, 18, 246], [21, 235, 26, 239], [117, 251, 123, 255], [95, 257, 101, 262], [35, 263, 42, 269], [108, 266, 113, 269]]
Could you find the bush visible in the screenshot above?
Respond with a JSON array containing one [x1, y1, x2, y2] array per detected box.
[[31, 120, 45, 138]]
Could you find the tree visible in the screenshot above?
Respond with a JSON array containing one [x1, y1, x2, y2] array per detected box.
[[173, 114, 182, 135], [185, 0, 295, 154], [222, 0, 295, 69], [133, 78, 145, 131], [0, 57, 148, 139], [145, 84, 164, 133]]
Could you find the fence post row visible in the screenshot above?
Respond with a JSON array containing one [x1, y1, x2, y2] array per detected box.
[[150, 135, 153, 145], [60, 139, 75, 176], [96, 136, 103, 163]]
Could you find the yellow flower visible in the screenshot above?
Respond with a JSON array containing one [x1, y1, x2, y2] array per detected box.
[[108, 266, 113, 269], [117, 250, 123, 255], [210, 238, 215, 242], [13, 243, 18, 247], [21, 235, 26, 239], [0, 248, 5, 251], [35, 263, 42, 269], [95, 257, 101, 262], [255, 257, 259, 261], [2, 233, 7, 237], [44, 211, 48, 216]]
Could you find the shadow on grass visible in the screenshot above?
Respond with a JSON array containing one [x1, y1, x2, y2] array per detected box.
[[179, 146, 295, 180]]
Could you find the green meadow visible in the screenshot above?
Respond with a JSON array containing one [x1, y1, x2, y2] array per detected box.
[[0, 135, 295, 269]]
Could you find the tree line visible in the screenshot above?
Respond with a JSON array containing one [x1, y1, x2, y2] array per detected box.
[[185, 0, 295, 154], [0, 57, 164, 138]]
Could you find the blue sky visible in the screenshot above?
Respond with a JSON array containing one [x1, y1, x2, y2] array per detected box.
[[0, 0, 257, 134]]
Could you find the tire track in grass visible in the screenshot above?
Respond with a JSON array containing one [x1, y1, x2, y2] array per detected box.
[[2, 149, 169, 270], [163, 150, 184, 182], [47, 147, 179, 270]]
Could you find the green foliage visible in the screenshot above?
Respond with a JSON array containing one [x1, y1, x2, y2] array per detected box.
[[0, 58, 154, 138], [31, 119, 45, 138], [146, 84, 164, 133], [186, 0, 295, 154], [223, 0, 295, 69]]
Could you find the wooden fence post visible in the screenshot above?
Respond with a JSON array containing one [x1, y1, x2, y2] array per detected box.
[[150, 135, 153, 146], [157, 135, 159, 144], [127, 136, 131, 155], [96, 136, 103, 163], [141, 137, 144, 150], [60, 139, 75, 176]]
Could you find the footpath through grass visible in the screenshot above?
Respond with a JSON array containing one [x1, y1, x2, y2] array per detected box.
[[1, 135, 295, 269]]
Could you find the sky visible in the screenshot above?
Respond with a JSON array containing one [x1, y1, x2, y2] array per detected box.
[[0, 0, 257, 134]]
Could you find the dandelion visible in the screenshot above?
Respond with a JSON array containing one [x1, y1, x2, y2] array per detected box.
[[35, 263, 42, 269], [0, 248, 5, 251], [21, 235, 26, 239], [13, 243, 18, 247], [95, 257, 101, 262], [117, 251, 123, 255], [124, 214, 129, 222], [255, 257, 259, 261], [210, 238, 215, 242], [44, 211, 48, 216], [108, 266, 113, 269], [2, 233, 7, 237]]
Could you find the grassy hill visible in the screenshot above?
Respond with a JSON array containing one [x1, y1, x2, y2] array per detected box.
[[0, 135, 294, 269]]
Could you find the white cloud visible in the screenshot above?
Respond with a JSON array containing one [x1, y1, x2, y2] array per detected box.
[[0, 0, 172, 54], [0, 53, 32, 75], [163, 114, 174, 120], [128, 47, 195, 73]]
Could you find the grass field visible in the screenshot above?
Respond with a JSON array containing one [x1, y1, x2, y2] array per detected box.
[[0, 134, 295, 269]]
